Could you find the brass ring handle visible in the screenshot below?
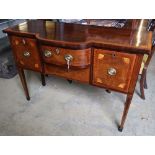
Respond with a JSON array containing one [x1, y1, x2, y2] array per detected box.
[[64, 54, 73, 71], [108, 67, 117, 76], [64, 54, 73, 61], [44, 50, 52, 57], [23, 51, 30, 57]]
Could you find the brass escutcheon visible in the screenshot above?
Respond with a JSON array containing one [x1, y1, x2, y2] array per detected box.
[[23, 51, 30, 57]]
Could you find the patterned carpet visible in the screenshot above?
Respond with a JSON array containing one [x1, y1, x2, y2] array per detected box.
[[0, 37, 17, 79]]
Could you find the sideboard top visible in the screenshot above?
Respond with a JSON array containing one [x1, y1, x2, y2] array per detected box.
[[3, 19, 152, 54]]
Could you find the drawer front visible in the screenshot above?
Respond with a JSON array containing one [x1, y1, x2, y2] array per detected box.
[[44, 64, 90, 83], [93, 49, 136, 92], [10, 36, 42, 71], [41, 46, 91, 69]]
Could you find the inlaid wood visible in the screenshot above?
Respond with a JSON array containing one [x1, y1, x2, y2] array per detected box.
[[3, 19, 153, 131], [41, 46, 91, 69], [93, 49, 136, 93], [10, 36, 42, 72]]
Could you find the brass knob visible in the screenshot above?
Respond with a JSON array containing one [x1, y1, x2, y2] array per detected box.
[[108, 67, 117, 76], [23, 51, 30, 57], [44, 50, 52, 57]]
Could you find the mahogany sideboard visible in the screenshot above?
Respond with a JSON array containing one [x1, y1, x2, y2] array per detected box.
[[3, 19, 153, 131]]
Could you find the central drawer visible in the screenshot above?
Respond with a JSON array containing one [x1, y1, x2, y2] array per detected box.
[[41, 46, 91, 83], [41, 46, 91, 68]]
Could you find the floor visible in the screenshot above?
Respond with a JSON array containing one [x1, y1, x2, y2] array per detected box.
[[0, 55, 155, 136]]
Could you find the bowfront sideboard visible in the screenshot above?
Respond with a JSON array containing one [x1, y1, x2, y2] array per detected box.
[[3, 19, 153, 131]]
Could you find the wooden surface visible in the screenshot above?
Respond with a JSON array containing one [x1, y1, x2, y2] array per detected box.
[[3, 19, 153, 131], [92, 49, 136, 93], [10, 36, 42, 72], [3, 19, 152, 53], [44, 64, 90, 83], [41, 46, 91, 69]]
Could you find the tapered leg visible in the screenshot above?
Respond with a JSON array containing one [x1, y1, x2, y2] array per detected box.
[[67, 79, 72, 84], [18, 68, 30, 101], [144, 69, 148, 89], [41, 74, 46, 86], [140, 69, 146, 100], [106, 89, 111, 93], [118, 94, 133, 132]]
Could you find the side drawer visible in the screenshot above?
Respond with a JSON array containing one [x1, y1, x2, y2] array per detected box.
[[10, 36, 42, 71], [93, 49, 136, 92]]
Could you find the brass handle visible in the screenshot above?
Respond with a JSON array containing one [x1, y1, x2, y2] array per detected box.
[[23, 51, 30, 57], [64, 54, 73, 61], [108, 67, 117, 76], [44, 50, 52, 57], [64, 54, 73, 71]]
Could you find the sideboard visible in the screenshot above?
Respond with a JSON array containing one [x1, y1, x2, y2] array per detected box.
[[3, 19, 153, 131]]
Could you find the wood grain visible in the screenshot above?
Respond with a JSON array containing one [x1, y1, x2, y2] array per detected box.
[[92, 49, 136, 92]]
